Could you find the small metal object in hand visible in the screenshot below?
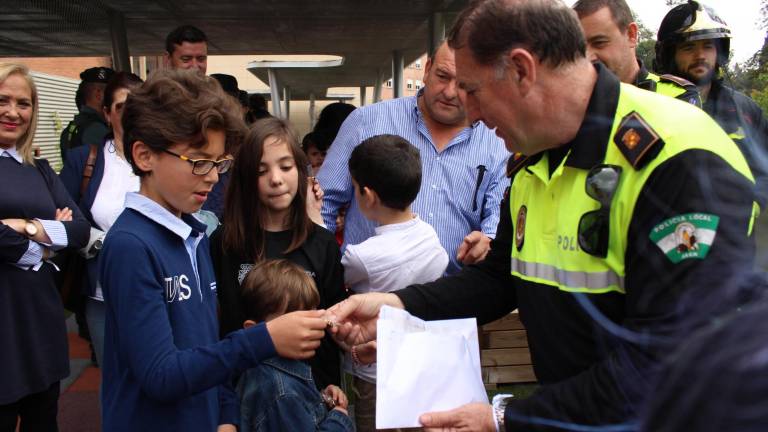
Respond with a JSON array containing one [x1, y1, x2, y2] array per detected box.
[[321, 393, 337, 409], [307, 164, 316, 181]]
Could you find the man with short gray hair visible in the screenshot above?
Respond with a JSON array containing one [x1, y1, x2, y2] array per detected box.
[[327, 0, 758, 430]]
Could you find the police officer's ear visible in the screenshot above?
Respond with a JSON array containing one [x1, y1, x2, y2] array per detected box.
[[505, 48, 536, 97], [626, 22, 639, 49]]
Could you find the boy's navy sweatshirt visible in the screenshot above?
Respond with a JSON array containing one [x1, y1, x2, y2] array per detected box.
[[99, 193, 276, 431]]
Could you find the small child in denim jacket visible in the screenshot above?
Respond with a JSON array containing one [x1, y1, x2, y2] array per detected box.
[[237, 259, 354, 432]]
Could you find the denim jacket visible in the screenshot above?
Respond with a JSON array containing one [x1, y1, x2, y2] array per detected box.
[[237, 357, 354, 432]]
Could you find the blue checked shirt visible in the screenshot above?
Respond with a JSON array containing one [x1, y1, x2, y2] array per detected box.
[[317, 92, 510, 275]]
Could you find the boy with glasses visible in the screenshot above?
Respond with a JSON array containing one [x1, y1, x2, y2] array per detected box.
[[98, 69, 329, 432]]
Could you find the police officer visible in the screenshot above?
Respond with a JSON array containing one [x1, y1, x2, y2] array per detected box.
[[656, 0, 768, 209], [327, 0, 758, 430], [60, 66, 114, 161], [574, 0, 701, 106]]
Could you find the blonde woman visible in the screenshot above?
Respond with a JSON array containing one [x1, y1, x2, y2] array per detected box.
[[0, 63, 89, 431]]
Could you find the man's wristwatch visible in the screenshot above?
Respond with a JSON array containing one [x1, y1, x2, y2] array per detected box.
[[24, 220, 38, 237], [492, 394, 512, 432]]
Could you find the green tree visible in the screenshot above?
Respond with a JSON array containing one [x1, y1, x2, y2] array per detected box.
[[729, 0, 768, 111], [635, 18, 657, 69]]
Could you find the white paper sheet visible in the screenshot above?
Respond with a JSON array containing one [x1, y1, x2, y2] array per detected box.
[[375, 306, 488, 429]]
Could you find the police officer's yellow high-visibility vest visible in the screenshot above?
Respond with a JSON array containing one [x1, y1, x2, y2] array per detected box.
[[509, 83, 754, 294], [645, 71, 702, 107]]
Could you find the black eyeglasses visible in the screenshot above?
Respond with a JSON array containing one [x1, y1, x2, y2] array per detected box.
[[161, 149, 233, 176], [578, 164, 622, 258]]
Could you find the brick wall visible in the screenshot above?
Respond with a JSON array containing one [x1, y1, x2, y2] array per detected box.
[[0, 57, 112, 79], [381, 53, 427, 100]]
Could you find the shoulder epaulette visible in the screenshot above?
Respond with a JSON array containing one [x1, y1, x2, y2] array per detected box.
[[506, 153, 530, 177], [613, 111, 665, 169], [660, 74, 702, 107], [659, 74, 696, 90], [636, 78, 657, 93]]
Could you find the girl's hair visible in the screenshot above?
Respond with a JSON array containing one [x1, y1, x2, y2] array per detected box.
[[122, 69, 245, 177], [222, 117, 312, 260], [102, 71, 143, 112], [0, 63, 38, 165], [241, 259, 320, 323]]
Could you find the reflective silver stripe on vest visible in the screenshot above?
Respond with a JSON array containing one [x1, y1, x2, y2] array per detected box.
[[510, 258, 625, 292]]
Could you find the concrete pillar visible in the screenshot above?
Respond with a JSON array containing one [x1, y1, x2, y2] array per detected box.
[[428, 12, 446, 57], [107, 8, 131, 72], [392, 50, 404, 99], [139, 56, 147, 80], [373, 69, 383, 102], [309, 93, 316, 129], [359, 85, 367, 106], [283, 86, 291, 120], [267, 68, 282, 118]]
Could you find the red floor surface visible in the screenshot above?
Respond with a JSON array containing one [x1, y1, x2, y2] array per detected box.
[[59, 333, 101, 431]]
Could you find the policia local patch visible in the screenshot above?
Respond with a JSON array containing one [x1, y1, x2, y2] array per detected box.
[[649, 213, 720, 263]]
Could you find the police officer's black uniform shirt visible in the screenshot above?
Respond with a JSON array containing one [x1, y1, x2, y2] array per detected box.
[[705, 79, 768, 209], [395, 65, 758, 430]]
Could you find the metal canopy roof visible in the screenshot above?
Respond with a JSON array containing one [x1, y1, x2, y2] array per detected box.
[[4, 1, 464, 97]]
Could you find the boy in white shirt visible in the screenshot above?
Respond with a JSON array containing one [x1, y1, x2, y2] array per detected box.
[[341, 134, 448, 432]]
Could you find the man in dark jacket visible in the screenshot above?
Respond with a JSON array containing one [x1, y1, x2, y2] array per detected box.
[[574, 0, 701, 106], [60, 66, 114, 161], [656, 0, 768, 209]]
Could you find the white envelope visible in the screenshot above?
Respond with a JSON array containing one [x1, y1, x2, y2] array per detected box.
[[375, 306, 488, 429]]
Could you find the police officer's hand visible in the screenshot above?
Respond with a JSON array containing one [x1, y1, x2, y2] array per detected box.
[[456, 231, 491, 265], [326, 293, 403, 350], [420, 402, 495, 431], [354, 340, 377, 365]]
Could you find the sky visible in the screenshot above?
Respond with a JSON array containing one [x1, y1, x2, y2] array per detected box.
[[569, 0, 765, 64]]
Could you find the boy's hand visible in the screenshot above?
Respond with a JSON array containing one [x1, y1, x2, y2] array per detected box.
[[322, 384, 349, 410], [266, 310, 326, 359]]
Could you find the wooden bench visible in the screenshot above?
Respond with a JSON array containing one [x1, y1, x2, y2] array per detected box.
[[480, 311, 536, 388]]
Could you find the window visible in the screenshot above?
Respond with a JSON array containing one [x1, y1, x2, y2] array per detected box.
[[413, 58, 422, 69], [406, 79, 413, 90], [415, 80, 423, 90], [385, 79, 393, 88]]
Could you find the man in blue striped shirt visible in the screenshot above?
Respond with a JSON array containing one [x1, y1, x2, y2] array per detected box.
[[317, 42, 510, 275]]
